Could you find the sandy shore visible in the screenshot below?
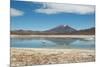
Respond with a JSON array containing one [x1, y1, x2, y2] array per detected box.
[[11, 35, 95, 38], [11, 48, 95, 67]]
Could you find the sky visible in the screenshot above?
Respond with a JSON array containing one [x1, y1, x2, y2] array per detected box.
[[11, 0, 95, 31]]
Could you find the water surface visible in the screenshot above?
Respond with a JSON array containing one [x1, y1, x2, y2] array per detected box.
[[11, 37, 95, 49]]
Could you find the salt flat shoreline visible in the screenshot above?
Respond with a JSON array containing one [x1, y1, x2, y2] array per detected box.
[[11, 48, 95, 67], [11, 48, 95, 53], [11, 35, 95, 38]]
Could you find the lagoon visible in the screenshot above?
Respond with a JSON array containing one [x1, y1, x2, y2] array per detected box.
[[11, 37, 95, 49]]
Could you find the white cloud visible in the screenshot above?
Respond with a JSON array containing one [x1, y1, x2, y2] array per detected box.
[[11, 8, 24, 16], [34, 3, 95, 15]]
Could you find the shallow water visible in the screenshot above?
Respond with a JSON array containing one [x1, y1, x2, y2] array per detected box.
[[11, 37, 95, 49]]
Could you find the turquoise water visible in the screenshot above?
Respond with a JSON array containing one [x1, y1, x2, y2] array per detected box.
[[11, 37, 95, 49]]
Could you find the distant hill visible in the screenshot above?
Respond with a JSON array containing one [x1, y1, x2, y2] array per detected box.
[[11, 25, 95, 35], [70, 27, 95, 35], [45, 25, 77, 33]]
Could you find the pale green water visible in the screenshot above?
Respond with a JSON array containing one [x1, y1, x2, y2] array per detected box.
[[11, 37, 95, 49]]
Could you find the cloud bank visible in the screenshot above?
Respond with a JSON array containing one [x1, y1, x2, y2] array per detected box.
[[34, 3, 95, 15], [11, 8, 24, 16]]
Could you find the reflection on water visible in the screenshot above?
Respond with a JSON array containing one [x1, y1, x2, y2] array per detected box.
[[11, 37, 95, 49]]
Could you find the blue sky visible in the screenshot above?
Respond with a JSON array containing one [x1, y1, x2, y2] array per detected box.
[[11, 0, 95, 31]]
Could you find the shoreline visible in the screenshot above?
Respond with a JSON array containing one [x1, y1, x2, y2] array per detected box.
[[11, 48, 95, 66], [11, 35, 95, 38], [11, 47, 95, 51]]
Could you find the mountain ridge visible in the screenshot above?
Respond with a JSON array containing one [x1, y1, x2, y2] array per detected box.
[[44, 25, 77, 33], [11, 25, 95, 35]]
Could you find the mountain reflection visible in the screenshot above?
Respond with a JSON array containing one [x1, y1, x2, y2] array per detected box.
[[11, 37, 95, 49], [11, 37, 77, 46], [43, 38, 77, 45]]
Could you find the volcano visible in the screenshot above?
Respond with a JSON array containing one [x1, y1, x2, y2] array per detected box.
[[45, 25, 77, 33]]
